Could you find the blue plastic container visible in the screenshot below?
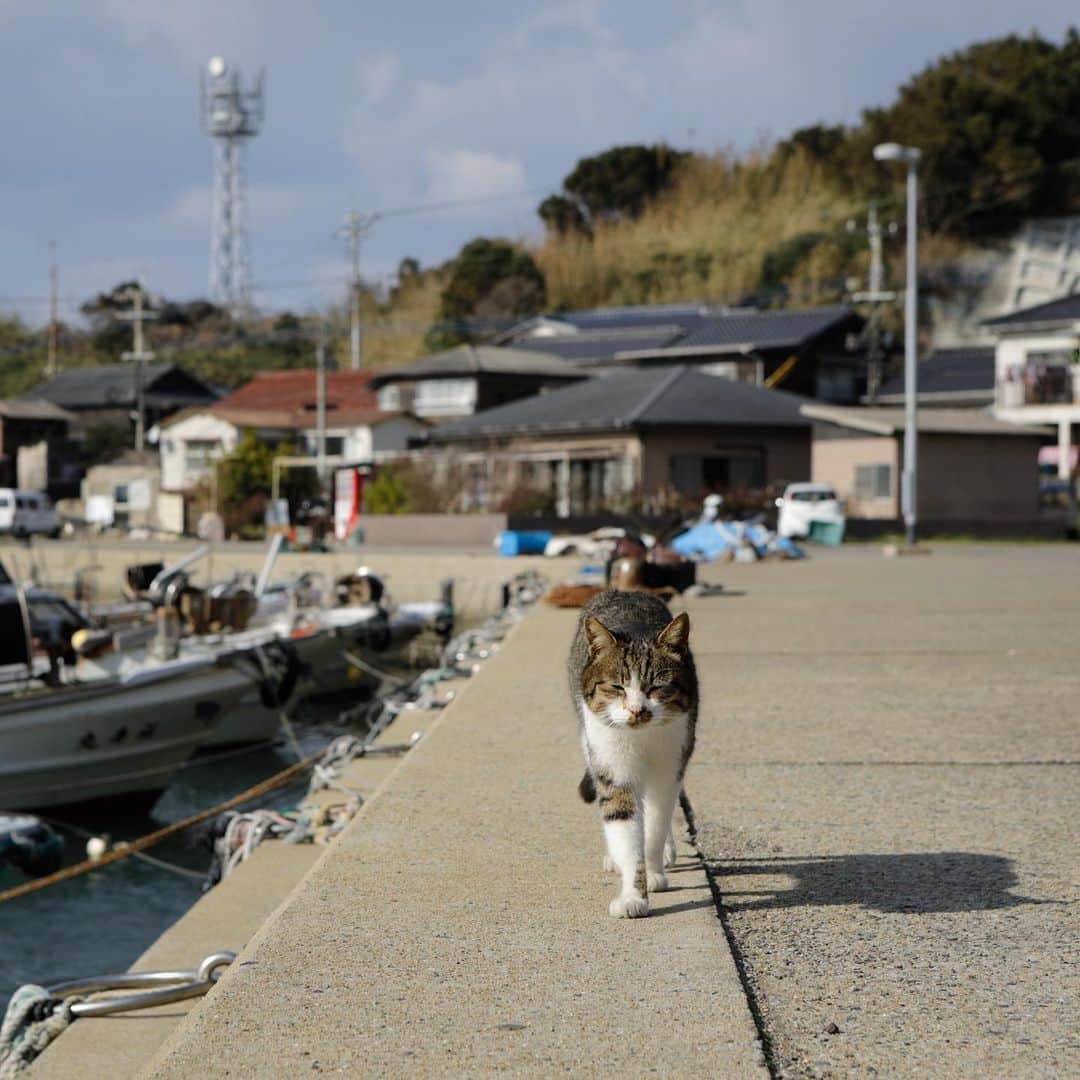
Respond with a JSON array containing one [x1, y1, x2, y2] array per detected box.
[[497, 530, 552, 557]]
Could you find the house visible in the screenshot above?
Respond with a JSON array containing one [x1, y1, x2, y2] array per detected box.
[[81, 451, 182, 534], [983, 292, 1080, 477], [874, 346, 995, 409], [803, 404, 1046, 526], [499, 303, 869, 403], [429, 366, 810, 515], [368, 345, 587, 421], [0, 399, 80, 497], [159, 370, 425, 492], [21, 362, 219, 436]]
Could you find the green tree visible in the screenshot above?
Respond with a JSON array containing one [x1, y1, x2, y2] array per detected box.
[[217, 429, 273, 510], [429, 238, 546, 346], [537, 194, 590, 236], [363, 464, 409, 514], [778, 30, 1080, 236], [540, 144, 690, 230]]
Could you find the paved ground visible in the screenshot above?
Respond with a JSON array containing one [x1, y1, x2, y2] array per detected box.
[[141, 603, 766, 1078], [27, 543, 1079, 1078], [688, 545, 1079, 1078]]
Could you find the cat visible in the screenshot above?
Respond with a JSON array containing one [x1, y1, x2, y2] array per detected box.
[[568, 590, 697, 918]]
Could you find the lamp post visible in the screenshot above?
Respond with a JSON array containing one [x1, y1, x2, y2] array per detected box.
[[873, 142, 921, 546]]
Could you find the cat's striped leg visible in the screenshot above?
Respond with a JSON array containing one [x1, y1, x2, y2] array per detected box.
[[596, 772, 648, 918]]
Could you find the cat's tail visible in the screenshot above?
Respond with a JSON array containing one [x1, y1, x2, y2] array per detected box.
[[578, 770, 597, 803]]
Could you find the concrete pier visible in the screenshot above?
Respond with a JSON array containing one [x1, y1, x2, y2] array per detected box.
[[27, 544, 1080, 1078]]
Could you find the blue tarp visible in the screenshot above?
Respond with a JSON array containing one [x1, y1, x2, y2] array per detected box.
[[670, 520, 805, 562]]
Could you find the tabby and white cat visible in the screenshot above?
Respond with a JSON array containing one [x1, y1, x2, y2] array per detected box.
[[569, 590, 698, 918]]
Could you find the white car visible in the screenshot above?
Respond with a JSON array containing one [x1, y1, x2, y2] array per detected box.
[[775, 483, 845, 539], [0, 489, 62, 538]]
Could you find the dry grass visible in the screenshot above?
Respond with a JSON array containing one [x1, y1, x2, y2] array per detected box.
[[535, 149, 862, 309], [331, 271, 446, 370]]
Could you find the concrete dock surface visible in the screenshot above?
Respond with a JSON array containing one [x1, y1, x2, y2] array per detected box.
[[27, 544, 1080, 1078]]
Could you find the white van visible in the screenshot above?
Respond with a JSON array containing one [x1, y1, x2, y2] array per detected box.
[[0, 490, 62, 538]]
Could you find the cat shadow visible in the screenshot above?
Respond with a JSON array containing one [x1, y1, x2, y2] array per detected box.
[[708, 852, 1063, 915]]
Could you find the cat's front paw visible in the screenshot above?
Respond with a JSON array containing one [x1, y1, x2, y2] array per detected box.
[[602, 854, 617, 873], [609, 894, 649, 918], [647, 871, 669, 892]]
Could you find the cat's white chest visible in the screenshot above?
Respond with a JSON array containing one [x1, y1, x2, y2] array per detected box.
[[581, 704, 686, 785]]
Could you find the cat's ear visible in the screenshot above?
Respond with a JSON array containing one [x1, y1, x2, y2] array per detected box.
[[584, 616, 616, 656], [656, 611, 690, 650]]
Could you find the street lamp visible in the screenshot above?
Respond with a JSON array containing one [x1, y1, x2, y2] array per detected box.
[[873, 142, 921, 546]]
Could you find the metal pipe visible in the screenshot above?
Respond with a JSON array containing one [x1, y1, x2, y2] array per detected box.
[[255, 533, 285, 598], [903, 159, 919, 546]]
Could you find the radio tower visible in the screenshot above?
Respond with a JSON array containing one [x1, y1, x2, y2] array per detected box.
[[201, 57, 264, 317]]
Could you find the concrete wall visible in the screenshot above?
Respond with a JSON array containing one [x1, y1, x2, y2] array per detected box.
[[812, 434, 899, 518], [640, 427, 811, 492], [81, 459, 163, 529], [356, 512, 507, 548], [918, 433, 1041, 522]]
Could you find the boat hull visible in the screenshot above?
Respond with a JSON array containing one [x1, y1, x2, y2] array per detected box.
[[0, 663, 254, 810]]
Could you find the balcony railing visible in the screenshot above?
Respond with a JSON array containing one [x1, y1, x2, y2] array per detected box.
[[998, 364, 1080, 408]]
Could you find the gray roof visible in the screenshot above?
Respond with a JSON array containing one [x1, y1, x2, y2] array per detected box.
[[876, 347, 996, 403], [802, 404, 1047, 437], [22, 363, 217, 410], [0, 399, 73, 422], [982, 292, 1080, 331], [432, 366, 809, 441], [502, 303, 859, 365], [369, 345, 586, 388], [622, 305, 858, 358], [508, 327, 684, 366]]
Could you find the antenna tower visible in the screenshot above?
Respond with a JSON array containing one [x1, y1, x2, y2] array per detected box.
[[201, 57, 264, 317]]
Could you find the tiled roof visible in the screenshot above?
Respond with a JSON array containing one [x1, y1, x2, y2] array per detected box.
[[21, 362, 217, 410], [209, 369, 393, 430], [432, 366, 809, 441], [502, 304, 859, 365], [0, 399, 74, 421], [877, 347, 995, 402], [983, 292, 1080, 329], [369, 346, 585, 387], [508, 330, 684, 365], [641, 305, 857, 355]]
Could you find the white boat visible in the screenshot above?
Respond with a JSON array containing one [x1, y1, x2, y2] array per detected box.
[[0, 587, 263, 810]]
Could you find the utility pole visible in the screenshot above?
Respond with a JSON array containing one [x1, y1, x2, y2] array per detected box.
[[848, 202, 897, 403], [116, 284, 157, 454], [338, 211, 376, 371], [47, 242, 58, 378], [316, 319, 328, 487]]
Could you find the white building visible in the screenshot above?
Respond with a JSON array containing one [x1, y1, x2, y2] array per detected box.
[[985, 294, 1080, 477], [157, 370, 425, 492]]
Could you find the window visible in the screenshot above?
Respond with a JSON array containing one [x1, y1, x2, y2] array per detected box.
[[413, 378, 477, 416], [855, 464, 891, 500], [670, 452, 765, 495], [184, 439, 220, 473], [113, 484, 129, 505], [377, 385, 402, 411]]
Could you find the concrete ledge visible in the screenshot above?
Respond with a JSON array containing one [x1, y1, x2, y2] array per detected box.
[[138, 605, 765, 1077]]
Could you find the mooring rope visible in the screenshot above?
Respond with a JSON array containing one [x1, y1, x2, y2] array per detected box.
[[0, 754, 320, 907]]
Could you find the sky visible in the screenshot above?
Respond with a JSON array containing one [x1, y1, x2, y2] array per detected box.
[[0, 1, 1076, 326]]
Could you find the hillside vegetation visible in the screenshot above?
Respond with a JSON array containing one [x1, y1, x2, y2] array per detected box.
[[2, 30, 1078, 397]]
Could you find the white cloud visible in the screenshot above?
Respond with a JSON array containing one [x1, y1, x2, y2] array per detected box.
[[358, 49, 400, 104], [424, 149, 526, 204]]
